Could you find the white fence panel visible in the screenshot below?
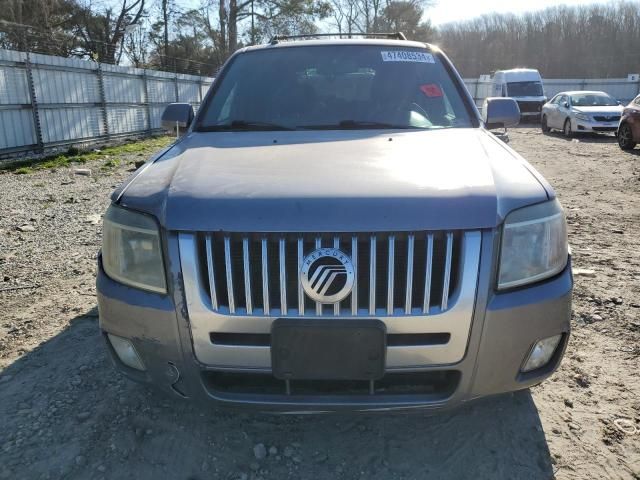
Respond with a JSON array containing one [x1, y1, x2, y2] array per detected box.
[[32, 68, 100, 104], [147, 78, 176, 104], [149, 105, 165, 130], [103, 74, 145, 104], [0, 64, 30, 104], [463, 77, 640, 107], [40, 107, 104, 143], [107, 106, 147, 134], [0, 48, 213, 157], [0, 110, 36, 149], [542, 79, 638, 101]]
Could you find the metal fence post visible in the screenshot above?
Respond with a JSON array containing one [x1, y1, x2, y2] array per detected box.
[[474, 80, 479, 107], [142, 70, 152, 132], [96, 62, 110, 138], [24, 52, 44, 152]]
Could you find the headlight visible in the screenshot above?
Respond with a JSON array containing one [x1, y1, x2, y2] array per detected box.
[[572, 111, 590, 121], [102, 205, 167, 293], [498, 200, 568, 290]]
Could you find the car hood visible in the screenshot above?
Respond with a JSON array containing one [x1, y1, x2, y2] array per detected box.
[[573, 105, 623, 115], [115, 129, 551, 232]]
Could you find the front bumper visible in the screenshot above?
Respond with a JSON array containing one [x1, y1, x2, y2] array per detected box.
[[573, 118, 619, 132], [97, 230, 572, 412]]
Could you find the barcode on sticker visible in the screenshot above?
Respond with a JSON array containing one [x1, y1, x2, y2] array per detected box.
[[381, 51, 435, 63]]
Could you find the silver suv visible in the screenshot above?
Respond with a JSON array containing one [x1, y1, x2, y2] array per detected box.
[[97, 36, 572, 412]]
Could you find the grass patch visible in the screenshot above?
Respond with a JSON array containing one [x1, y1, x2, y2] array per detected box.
[[2, 136, 173, 174]]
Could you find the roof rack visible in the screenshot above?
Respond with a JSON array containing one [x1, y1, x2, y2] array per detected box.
[[269, 32, 407, 44]]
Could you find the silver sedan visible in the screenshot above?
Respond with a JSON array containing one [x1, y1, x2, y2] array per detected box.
[[541, 91, 623, 137]]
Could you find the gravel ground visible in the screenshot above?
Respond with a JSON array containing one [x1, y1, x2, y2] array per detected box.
[[0, 128, 639, 480]]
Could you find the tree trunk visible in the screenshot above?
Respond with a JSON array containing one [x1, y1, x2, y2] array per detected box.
[[162, 0, 169, 66], [228, 0, 238, 53], [219, 0, 227, 55]]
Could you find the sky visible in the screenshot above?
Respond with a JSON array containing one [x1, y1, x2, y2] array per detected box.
[[428, 0, 614, 25], [116, 0, 619, 27]]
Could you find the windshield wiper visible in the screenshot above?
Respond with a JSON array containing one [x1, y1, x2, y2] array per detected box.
[[299, 120, 420, 130], [199, 120, 295, 131]]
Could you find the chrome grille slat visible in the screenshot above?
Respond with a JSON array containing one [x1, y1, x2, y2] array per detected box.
[[242, 238, 253, 314], [369, 235, 377, 315], [205, 235, 218, 310], [201, 231, 464, 317], [279, 238, 287, 315], [387, 235, 395, 315], [223, 236, 235, 314], [297, 238, 304, 315], [315, 237, 322, 315], [261, 238, 269, 315], [441, 232, 453, 311], [351, 236, 358, 316], [423, 233, 434, 314], [404, 234, 414, 314], [333, 236, 340, 316]]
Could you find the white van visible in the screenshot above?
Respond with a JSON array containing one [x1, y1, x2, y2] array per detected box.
[[491, 69, 546, 120]]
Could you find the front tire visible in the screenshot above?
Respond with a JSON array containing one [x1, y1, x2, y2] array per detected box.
[[541, 115, 550, 133], [563, 118, 573, 138], [618, 123, 637, 150]]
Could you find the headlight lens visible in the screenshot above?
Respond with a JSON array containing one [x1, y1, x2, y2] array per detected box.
[[572, 111, 590, 121], [102, 205, 167, 293], [498, 201, 568, 290]]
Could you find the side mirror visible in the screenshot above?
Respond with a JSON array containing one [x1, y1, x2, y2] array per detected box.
[[482, 97, 520, 130], [161, 103, 194, 136], [563, 101, 570, 108]]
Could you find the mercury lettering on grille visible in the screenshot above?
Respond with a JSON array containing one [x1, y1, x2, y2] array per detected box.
[[200, 232, 461, 317]]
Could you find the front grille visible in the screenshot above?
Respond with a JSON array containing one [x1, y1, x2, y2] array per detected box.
[[593, 115, 620, 122], [203, 370, 460, 398], [197, 231, 463, 317], [516, 101, 542, 113]]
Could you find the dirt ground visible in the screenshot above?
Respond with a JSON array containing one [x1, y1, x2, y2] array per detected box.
[[0, 128, 639, 480]]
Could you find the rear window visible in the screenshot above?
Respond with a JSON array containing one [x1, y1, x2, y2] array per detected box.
[[197, 45, 473, 131]]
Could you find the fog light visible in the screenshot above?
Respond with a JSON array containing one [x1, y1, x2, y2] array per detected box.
[[521, 334, 562, 373], [108, 334, 146, 371]]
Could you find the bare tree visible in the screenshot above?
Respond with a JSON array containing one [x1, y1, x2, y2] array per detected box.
[[437, 2, 640, 78]]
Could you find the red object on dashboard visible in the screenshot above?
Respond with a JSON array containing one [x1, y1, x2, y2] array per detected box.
[[420, 84, 443, 97]]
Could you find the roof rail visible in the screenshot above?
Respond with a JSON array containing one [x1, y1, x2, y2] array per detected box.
[[269, 32, 407, 45]]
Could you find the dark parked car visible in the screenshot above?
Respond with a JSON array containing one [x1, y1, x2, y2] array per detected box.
[[618, 94, 640, 150]]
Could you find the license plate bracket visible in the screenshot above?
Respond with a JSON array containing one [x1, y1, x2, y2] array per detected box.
[[271, 319, 386, 381]]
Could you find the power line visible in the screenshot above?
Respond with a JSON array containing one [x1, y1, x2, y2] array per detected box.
[[0, 20, 217, 76]]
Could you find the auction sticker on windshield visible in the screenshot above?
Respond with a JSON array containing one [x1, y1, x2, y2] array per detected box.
[[381, 51, 435, 63]]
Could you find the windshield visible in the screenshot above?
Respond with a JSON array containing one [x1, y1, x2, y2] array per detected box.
[[196, 45, 474, 131], [570, 93, 618, 107], [506, 81, 543, 97]]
